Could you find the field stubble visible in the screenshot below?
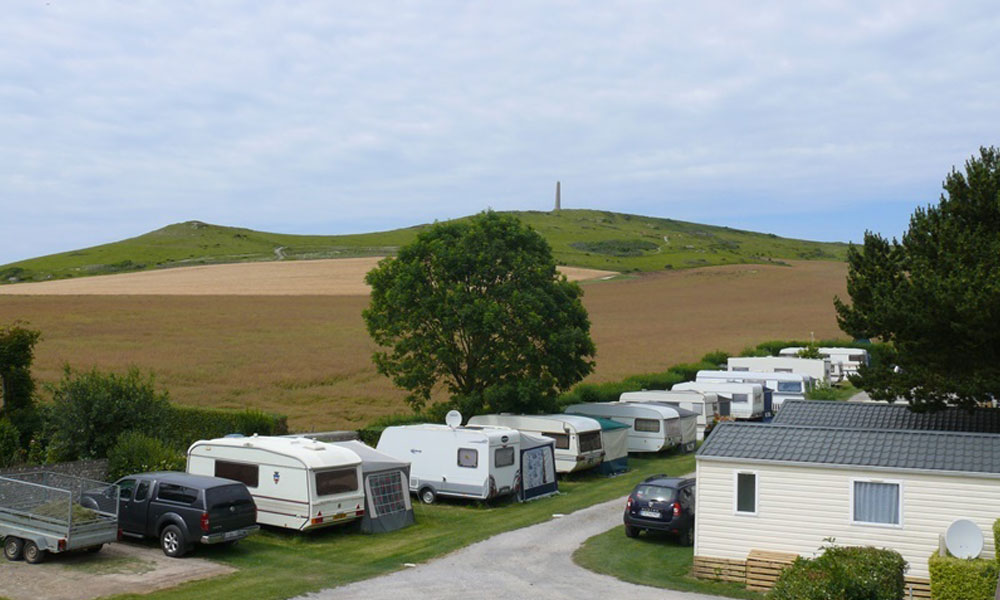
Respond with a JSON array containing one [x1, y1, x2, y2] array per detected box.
[[0, 261, 847, 431]]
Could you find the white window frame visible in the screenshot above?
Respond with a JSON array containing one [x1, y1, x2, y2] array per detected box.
[[733, 470, 758, 516], [849, 478, 903, 528]]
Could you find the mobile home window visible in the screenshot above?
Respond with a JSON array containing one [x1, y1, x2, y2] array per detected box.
[[731, 393, 748, 404], [315, 468, 359, 496], [634, 418, 661, 433], [853, 481, 900, 525], [457, 448, 479, 468], [495, 446, 515, 467], [543, 433, 570, 450], [776, 381, 802, 393], [735, 472, 757, 514], [215, 460, 260, 488]]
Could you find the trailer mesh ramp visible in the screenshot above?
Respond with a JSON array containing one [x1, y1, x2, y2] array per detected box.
[[0, 472, 117, 524]]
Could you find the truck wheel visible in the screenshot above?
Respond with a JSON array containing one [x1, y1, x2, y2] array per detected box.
[[624, 525, 639, 538], [160, 525, 187, 558], [419, 487, 436, 505], [23, 540, 46, 564], [3, 536, 24, 561]]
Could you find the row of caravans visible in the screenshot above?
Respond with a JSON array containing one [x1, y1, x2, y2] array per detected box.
[[778, 346, 869, 382]]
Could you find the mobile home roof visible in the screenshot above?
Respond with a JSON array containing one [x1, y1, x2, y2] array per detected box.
[[772, 400, 1000, 434]]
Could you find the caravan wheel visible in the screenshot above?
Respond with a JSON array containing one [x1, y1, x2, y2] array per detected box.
[[419, 487, 436, 505]]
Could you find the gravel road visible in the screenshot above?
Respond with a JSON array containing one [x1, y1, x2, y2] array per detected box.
[[299, 494, 720, 600]]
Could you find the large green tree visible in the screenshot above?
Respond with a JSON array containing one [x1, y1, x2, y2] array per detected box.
[[363, 211, 596, 417], [0, 322, 41, 418], [834, 146, 1000, 410]]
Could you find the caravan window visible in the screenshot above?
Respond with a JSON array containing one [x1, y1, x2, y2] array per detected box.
[[543, 433, 570, 450], [457, 448, 479, 468], [315, 468, 358, 496], [634, 418, 660, 433], [732, 367, 749, 372], [495, 446, 515, 467], [731, 393, 748, 404], [579, 431, 602, 452], [215, 460, 260, 488], [774, 368, 792, 373], [777, 381, 802, 393]]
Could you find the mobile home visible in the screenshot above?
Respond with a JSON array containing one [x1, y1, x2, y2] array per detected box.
[[466, 414, 604, 473], [779, 347, 869, 382], [694, 421, 1000, 591], [696, 370, 813, 410], [727, 356, 831, 385], [564, 401, 691, 453], [376, 424, 520, 504], [618, 390, 712, 444], [187, 435, 364, 531], [671, 381, 766, 421]]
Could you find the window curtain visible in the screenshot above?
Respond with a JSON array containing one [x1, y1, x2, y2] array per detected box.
[[854, 481, 899, 524]]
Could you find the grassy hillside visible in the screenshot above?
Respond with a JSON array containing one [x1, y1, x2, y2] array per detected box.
[[0, 210, 847, 284]]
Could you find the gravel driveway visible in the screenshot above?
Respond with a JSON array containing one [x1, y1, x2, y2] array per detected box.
[[299, 494, 720, 600]]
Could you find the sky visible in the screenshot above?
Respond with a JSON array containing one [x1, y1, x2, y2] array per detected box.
[[2, 1, 999, 265]]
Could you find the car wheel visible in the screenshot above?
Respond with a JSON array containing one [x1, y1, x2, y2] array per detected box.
[[680, 526, 694, 546], [23, 540, 46, 564], [160, 525, 187, 558], [624, 525, 639, 538], [85, 544, 103, 554], [3, 537, 24, 561], [419, 487, 436, 505]]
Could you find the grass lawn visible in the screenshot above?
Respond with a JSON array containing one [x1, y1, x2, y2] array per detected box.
[[806, 380, 858, 401], [573, 528, 762, 599], [104, 452, 696, 600]]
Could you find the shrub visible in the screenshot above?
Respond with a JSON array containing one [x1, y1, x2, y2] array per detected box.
[[107, 431, 185, 481], [699, 350, 730, 368], [0, 419, 22, 468], [46, 367, 171, 461], [928, 553, 999, 600], [357, 413, 428, 447], [666, 361, 716, 381], [994, 519, 1000, 564], [160, 406, 288, 450], [768, 545, 905, 600]]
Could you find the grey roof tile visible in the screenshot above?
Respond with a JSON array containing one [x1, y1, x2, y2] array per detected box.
[[771, 400, 1000, 433]]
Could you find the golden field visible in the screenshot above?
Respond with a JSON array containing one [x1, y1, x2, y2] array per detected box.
[[0, 260, 847, 431]]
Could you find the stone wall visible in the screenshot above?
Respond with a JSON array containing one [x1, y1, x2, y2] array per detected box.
[[0, 458, 109, 482]]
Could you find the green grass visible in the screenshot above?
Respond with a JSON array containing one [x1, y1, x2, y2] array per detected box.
[[805, 381, 858, 401], [0, 209, 848, 284], [573, 527, 762, 599], [101, 452, 695, 600]]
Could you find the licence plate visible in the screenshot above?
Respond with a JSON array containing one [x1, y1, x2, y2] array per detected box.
[[639, 509, 661, 518]]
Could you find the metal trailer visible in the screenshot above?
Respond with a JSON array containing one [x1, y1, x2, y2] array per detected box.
[[1, 472, 119, 564]]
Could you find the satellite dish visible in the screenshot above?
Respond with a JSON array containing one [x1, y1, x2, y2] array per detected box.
[[445, 410, 463, 428], [945, 518, 984, 559]]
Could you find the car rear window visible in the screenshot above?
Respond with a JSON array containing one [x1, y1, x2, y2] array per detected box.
[[634, 485, 675, 502], [156, 483, 200, 505], [205, 484, 254, 510]]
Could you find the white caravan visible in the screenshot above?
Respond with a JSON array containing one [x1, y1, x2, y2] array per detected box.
[[466, 414, 604, 473], [779, 347, 870, 382], [696, 370, 814, 410], [671, 381, 766, 420], [564, 402, 690, 452], [727, 356, 831, 385], [618, 390, 717, 442], [376, 424, 520, 504], [187, 435, 364, 531]]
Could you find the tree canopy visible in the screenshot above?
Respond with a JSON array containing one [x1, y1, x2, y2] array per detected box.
[[834, 146, 1000, 410], [0, 322, 40, 418], [363, 211, 596, 417]]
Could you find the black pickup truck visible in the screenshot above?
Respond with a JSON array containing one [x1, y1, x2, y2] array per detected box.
[[83, 471, 258, 557]]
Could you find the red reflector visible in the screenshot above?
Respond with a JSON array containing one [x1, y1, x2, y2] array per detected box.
[[356, 509, 365, 516], [58, 539, 66, 551], [311, 517, 323, 524]]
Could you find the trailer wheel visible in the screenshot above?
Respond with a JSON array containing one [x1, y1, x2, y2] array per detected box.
[[160, 525, 187, 558], [419, 487, 436, 505], [23, 540, 46, 564], [3, 536, 24, 561]]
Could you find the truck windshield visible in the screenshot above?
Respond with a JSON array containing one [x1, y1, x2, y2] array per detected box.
[[206, 485, 254, 510]]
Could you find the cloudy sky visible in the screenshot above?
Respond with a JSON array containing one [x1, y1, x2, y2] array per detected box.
[[2, 1, 998, 265]]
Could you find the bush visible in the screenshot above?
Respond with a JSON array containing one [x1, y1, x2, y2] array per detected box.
[[357, 413, 428, 447], [0, 419, 22, 468], [994, 519, 1000, 563], [768, 545, 905, 600], [159, 406, 288, 450], [929, 553, 999, 600], [46, 367, 171, 461], [699, 350, 730, 368], [107, 431, 185, 481]]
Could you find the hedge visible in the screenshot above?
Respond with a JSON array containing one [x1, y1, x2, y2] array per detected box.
[[928, 553, 999, 600], [357, 413, 427, 446], [159, 406, 288, 450], [107, 431, 185, 481], [767, 545, 905, 600], [0, 419, 21, 468], [994, 518, 1000, 563]]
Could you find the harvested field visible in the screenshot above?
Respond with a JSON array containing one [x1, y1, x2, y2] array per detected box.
[[0, 261, 847, 431], [0, 259, 615, 296]]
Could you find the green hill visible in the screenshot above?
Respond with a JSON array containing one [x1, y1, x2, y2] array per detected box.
[[0, 210, 848, 284]]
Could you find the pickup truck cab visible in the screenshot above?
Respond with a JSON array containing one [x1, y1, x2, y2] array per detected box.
[[84, 472, 258, 557]]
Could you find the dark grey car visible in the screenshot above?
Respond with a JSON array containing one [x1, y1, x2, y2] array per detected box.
[[83, 472, 258, 557], [623, 475, 695, 545]]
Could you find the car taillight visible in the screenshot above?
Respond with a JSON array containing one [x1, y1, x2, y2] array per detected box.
[[200, 512, 210, 532], [626, 496, 633, 510], [672, 502, 682, 517]]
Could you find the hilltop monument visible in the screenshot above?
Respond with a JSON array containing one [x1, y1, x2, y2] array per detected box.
[[554, 181, 561, 211]]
